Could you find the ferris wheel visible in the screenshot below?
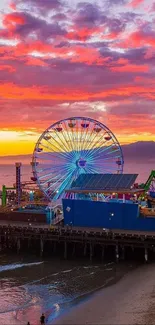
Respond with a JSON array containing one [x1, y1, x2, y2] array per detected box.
[[32, 117, 124, 201]]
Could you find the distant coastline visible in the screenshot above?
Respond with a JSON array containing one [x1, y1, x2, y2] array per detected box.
[[0, 141, 155, 165]]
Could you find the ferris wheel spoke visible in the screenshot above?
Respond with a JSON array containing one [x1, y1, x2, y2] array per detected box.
[[87, 134, 114, 155], [63, 120, 75, 154], [70, 124, 78, 154], [37, 142, 66, 159], [39, 142, 73, 161], [83, 140, 108, 162], [91, 151, 122, 164], [51, 125, 72, 154], [85, 141, 116, 162], [41, 163, 75, 177], [84, 165, 100, 174], [43, 171, 70, 191], [35, 151, 71, 163], [80, 118, 90, 152], [77, 119, 81, 152], [103, 148, 120, 156], [80, 120, 92, 153], [58, 124, 74, 156], [54, 170, 78, 199], [37, 167, 70, 181], [80, 119, 93, 153], [95, 166, 119, 172], [38, 142, 63, 157], [91, 155, 122, 163], [45, 168, 77, 194], [37, 162, 74, 172], [41, 132, 67, 154], [60, 126, 73, 154], [77, 118, 82, 153], [83, 121, 109, 153], [82, 130, 107, 160], [44, 129, 71, 155], [84, 128, 114, 157], [40, 163, 76, 185], [79, 118, 85, 153], [62, 121, 78, 160], [82, 128, 98, 153]]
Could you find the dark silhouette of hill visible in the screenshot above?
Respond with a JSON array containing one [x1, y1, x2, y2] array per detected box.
[[122, 141, 155, 161]]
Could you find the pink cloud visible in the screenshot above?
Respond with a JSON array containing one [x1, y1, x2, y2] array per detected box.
[[129, 0, 144, 8], [0, 0, 153, 143]]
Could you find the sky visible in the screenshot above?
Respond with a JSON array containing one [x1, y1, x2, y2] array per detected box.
[[0, 0, 155, 156]]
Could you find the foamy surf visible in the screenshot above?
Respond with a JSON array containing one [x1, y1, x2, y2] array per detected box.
[[0, 261, 43, 273], [62, 269, 72, 273]]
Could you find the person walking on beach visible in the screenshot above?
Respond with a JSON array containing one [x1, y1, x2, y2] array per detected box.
[[40, 313, 45, 324]]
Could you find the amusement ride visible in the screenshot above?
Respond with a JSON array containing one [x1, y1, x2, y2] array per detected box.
[[31, 117, 124, 201]]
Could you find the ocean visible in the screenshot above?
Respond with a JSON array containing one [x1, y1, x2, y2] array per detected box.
[[0, 161, 154, 189], [0, 254, 138, 325]]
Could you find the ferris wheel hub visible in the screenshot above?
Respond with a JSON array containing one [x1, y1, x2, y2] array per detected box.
[[76, 158, 87, 168]]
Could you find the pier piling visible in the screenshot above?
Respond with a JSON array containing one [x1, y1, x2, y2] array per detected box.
[[115, 244, 119, 263], [17, 238, 20, 254], [53, 242, 56, 254], [40, 238, 44, 257], [90, 243, 93, 262], [72, 243, 76, 257], [28, 238, 31, 249], [64, 241, 67, 259], [101, 245, 105, 261], [145, 247, 148, 263], [84, 243, 87, 256], [121, 246, 125, 260]]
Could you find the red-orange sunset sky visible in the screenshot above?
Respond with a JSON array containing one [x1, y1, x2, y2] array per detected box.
[[0, 0, 155, 156]]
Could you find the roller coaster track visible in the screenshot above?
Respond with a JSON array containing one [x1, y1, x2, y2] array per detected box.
[[144, 170, 155, 192]]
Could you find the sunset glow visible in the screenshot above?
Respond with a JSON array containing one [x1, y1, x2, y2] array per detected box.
[[0, 0, 154, 156]]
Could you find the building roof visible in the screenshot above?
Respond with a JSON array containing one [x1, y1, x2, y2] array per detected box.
[[66, 173, 139, 193], [66, 188, 144, 194]]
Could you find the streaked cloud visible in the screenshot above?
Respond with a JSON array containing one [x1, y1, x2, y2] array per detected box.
[[0, 0, 154, 155]]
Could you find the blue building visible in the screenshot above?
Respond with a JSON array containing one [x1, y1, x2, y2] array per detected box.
[[63, 174, 155, 232]]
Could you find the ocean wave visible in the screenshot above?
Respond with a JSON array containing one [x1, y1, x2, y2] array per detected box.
[[0, 261, 43, 273], [62, 269, 72, 273]]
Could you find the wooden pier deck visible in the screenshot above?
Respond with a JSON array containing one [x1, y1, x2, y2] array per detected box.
[[0, 221, 155, 261]]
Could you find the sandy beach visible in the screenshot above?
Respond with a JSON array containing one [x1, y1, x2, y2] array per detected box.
[[54, 264, 155, 325]]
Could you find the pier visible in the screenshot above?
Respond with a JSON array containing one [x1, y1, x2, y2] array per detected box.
[[0, 221, 155, 262]]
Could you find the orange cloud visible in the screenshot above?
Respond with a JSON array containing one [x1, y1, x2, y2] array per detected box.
[[66, 27, 103, 41], [117, 31, 155, 48], [110, 64, 149, 73], [26, 57, 48, 67], [0, 40, 107, 66], [70, 46, 109, 65], [3, 13, 25, 31], [0, 65, 15, 72], [0, 82, 154, 101]]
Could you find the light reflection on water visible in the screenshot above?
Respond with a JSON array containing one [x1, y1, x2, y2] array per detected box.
[[0, 255, 134, 324]]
